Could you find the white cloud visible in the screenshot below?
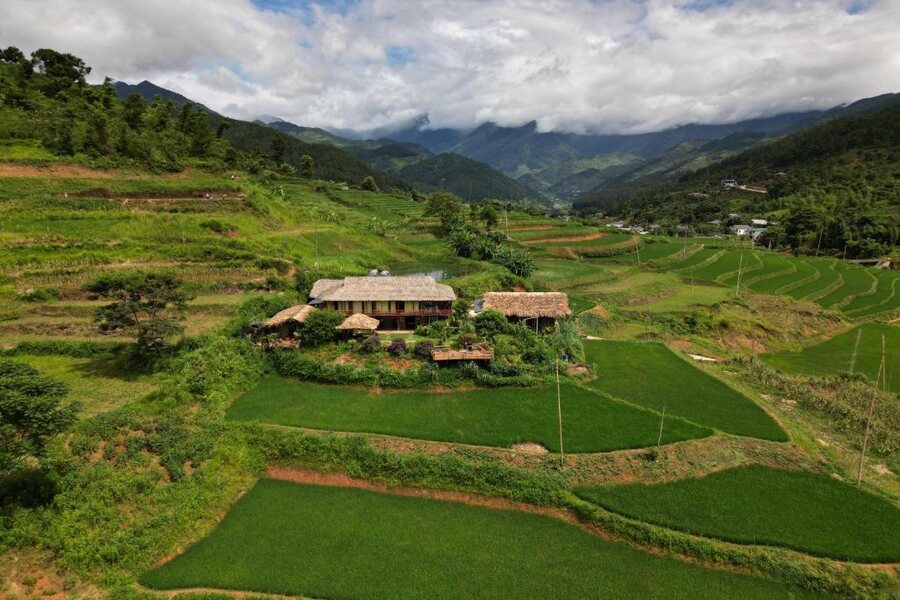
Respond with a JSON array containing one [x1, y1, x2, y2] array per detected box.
[[2, 0, 898, 134]]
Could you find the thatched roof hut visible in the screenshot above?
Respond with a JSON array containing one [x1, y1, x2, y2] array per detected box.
[[481, 292, 571, 318], [262, 305, 316, 329], [310, 276, 455, 302], [336, 313, 380, 331]]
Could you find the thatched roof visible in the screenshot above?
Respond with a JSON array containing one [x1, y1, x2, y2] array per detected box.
[[336, 313, 380, 330], [262, 305, 316, 328], [481, 292, 571, 318], [309, 279, 343, 300], [311, 276, 456, 302]]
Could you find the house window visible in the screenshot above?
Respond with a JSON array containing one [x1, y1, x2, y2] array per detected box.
[[396, 301, 405, 312]]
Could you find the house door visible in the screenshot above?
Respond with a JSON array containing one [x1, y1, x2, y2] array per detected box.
[[396, 301, 405, 313]]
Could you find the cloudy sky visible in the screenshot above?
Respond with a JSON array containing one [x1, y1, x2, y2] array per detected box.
[[3, 0, 899, 134]]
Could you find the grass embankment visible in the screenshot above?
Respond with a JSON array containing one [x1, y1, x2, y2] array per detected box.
[[4, 353, 158, 416], [140, 478, 825, 599], [583, 341, 787, 441], [763, 324, 899, 393], [227, 376, 712, 452], [575, 465, 900, 562]]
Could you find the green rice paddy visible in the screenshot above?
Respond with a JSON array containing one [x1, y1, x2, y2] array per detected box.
[[227, 376, 712, 452], [140, 479, 826, 599], [762, 324, 899, 392], [583, 341, 787, 440], [574, 465, 900, 562]]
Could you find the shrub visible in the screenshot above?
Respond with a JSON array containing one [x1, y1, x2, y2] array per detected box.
[[299, 309, 344, 347], [387, 339, 407, 356], [413, 341, 434, 359], [359, 334, 381, 354], [427, 320, 451, 344], [456, 333, 479, 349], [474, 309, 510, 338]]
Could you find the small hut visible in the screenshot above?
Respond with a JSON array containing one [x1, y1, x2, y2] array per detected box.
[[262, 305, 316, 339], [480, 292, 571, 331], [336, 313, 380, 335]]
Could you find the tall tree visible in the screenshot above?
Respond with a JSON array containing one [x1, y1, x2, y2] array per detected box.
[[88, 272, 189, 354], [0, 361, 78, 476]]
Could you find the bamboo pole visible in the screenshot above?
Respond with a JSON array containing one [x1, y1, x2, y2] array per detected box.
[[734, 252, 744, 297], [856, 335, 885, 486], [656, 403, 667, 453], [849, 328, 862, 375], [556, 357, 564, 468]]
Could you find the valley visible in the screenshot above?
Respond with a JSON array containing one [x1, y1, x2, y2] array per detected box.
[[0, 42, 898, 600]]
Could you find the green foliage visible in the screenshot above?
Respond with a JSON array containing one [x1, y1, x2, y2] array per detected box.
[[358, 334, 381, 354], [544, 319, 584, 362], [0, 360, 78, 476], [298, 309, 344, 347], [360, 175, 379, 192], [299, 154, 314, 178], [575, 465, 900, 562], [228, 376, 711, 452], [140, 478, 815, 600], [473, 309, 510, 338], [87, 272, 189, 355]]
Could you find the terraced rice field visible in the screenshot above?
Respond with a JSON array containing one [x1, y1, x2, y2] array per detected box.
[[763, 323, 899, 392], [583, 341, 787, 440], [660, 247, 900, 317], [228, 376, 712, 452], [592, 242, 686, 264], [785, 260, 842, 300], [811, 262, 876, 309], [574, 465, 900, 562], [140, 479, 826, 599]]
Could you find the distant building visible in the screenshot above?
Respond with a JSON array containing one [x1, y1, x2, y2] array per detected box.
[[687, 192, 710, 199], [610, 220, 626, 229], [722, 179, 738, 189], [729, 224, 752, 236], [751, 219, 768, 226], [708, 219, 722, 226], [309, 275, 455, 330]]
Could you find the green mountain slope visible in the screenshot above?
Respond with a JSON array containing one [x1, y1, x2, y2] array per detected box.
[[111, 80, 403, 189], [397, 153, 547, 204], [573, 102, 900, 258]]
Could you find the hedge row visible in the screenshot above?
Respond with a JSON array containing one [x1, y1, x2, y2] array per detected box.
[[268, 349, 550, 389]]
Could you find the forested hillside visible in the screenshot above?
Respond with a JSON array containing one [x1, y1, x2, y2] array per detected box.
[[397, 153, 547, 204], [573, 102, 900, 258], [106, 79, 401, 188]]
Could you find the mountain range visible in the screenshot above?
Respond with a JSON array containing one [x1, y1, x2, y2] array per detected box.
[[115, 80, 899, 208]]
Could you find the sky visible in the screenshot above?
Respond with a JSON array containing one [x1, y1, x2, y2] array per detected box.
[[3, 0, 899, 135]]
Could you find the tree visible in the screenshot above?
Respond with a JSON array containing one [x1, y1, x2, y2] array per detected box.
[[425, 192, 464, 231], [294, 269, 314, 300], [474, 309, 510, 339], [545, 319, 584, 362], [361, 176, 379, 192], [0, 46, 26, 64], [269, 136, 288, 163], [88, 272, 189, 354], [0, 361, 78, 476], [29, 48, 90, 97], [493, 245, 536, 278], [300, 154, 314, 179], [480, 204, 500, 229], [299, 309, 344, 347]]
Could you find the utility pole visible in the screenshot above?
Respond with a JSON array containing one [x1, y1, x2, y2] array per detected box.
[[815, 228, 824, 257], [856, 335, 885, 486], [556, 357, 564, 469]]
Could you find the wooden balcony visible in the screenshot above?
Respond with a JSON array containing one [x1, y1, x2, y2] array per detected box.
[[340, 309, 452, 318]]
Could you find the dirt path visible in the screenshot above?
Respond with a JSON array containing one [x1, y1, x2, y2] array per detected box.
[[266, 465, 577, 523]]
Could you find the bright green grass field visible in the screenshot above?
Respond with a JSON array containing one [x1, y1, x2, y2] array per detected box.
[[574, 465, 900, 562], [583, 341, 786, 441], [7, 353, 158, 417], [227, 376, 712, 452], [140, 479, 825, 599], [762, 324, 899, 393]]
